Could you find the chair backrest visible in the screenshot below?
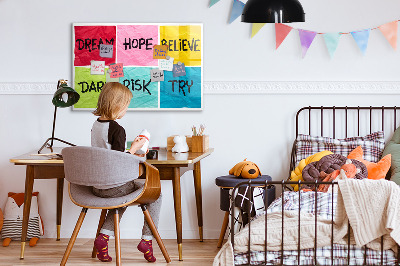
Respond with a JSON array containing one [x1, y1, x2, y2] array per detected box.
[[62, 146, 145, 187]]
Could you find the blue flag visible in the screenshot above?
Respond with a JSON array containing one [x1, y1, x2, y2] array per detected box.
[[229, 0, 245, 24], [323, 33, 341, 58], [209, 0, 221, 7], [351, 29, 370, 55]]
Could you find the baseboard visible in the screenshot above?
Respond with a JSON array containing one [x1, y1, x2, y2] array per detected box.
[[1, 81, 400, 94]]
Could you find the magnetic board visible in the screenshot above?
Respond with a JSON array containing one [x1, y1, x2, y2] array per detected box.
[[72, 23, 203, 110]]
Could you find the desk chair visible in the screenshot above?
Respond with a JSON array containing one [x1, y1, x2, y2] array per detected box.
[[60, 146, 171, 265]]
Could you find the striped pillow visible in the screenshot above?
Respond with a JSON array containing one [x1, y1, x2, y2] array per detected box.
[[294, 131, 385, 166]]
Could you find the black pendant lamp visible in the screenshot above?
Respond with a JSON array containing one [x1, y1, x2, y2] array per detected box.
[[242, 0, 305, 23]]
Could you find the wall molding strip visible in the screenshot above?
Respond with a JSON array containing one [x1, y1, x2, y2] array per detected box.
[[0, 81, 399, 95]]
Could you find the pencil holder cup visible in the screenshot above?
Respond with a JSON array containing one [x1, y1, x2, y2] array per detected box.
[[191, 135, 209, 153]]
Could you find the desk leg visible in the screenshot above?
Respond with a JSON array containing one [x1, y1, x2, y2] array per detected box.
[[193, 161, 203, 242], [56, 178, 64, 241], [172, 167, 183, 261], [20, 165, 34, 259]]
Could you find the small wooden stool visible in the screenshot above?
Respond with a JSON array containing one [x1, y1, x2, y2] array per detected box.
[[215, 175, 275, 248]]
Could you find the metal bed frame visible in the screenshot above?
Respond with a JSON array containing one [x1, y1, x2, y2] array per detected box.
[[230, 106, 400, 266]]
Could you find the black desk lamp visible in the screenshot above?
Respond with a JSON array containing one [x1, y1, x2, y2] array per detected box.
[[241, 0, 305, 23], [38, 79, 80, 154]]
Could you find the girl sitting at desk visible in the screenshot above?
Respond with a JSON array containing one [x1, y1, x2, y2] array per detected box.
[[91, 82, 161, 263]]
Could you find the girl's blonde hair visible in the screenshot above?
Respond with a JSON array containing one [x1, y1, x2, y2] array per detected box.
[[93, 82, 132, 120]]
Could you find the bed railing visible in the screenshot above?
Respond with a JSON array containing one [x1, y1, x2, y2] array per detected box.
[[230, 180, 400, 266]]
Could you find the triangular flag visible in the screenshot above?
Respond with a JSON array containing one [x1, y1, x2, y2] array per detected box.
[[275, 23, 293, 49], [298, 29, 317, 58], [378, 21, 398, 50], [209, 0, 220, 7], [229, 0, 245, 24], [323, 33, 341, 58], [351, 29, 370, 55], [251, 23, 266, 38]]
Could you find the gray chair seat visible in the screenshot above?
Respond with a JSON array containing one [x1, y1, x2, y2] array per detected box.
[[69, 180, 145, 208]]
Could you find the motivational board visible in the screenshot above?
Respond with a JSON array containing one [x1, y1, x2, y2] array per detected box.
[[72, 23, 203, 110]]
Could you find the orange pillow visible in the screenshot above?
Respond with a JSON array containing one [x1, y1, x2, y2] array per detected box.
[[347, 146, 391, 180]]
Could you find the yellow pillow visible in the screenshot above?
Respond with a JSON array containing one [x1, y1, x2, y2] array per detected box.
[[290, 150, 333, 191]]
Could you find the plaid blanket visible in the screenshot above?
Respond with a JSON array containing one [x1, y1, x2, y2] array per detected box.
[[234, 191, 397, 265]]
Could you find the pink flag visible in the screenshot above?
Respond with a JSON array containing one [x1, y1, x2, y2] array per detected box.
[[298, 29, 317, 58], [378, 21, 398, 50], [275, 23, 293, 49]]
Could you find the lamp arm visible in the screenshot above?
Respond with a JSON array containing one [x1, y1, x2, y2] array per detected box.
[[50, 105, 57, 148]]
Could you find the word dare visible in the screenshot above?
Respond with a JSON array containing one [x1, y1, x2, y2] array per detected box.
[[78, 81, 105, 93]]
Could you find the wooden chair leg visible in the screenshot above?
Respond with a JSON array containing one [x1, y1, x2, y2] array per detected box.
[[60, 208, 88, 266], [91, 209, 108, 258], [114, 210, 121, 266], [141, 205, 171, 263], [217, 211, 230, 248]]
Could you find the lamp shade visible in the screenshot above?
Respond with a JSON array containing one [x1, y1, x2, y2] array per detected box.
[[241, 0, 305, 23], [52, 84, 80, 108]]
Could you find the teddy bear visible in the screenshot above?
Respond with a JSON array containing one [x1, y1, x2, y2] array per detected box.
[[229, 159, 261, 179], [1, 192, 44, 247], [172, 135, 189, 153]]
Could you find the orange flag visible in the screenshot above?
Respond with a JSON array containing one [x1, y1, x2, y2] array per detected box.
[[378, 21, 398, 50], [275, 23, 293, 49]]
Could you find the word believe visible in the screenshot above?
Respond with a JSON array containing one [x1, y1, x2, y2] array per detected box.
[[161, 38, 200, 52], [76, 38, 114, 52]]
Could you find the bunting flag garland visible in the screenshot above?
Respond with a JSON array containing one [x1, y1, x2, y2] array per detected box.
[[351, 29, 370, 55], [229, 0, 245, 24], [378, 21, 398, 50], [209, 0, 220, 7], [298, 29, 317, 58], [323, 33, 341, 58], [251, 23, 266, 38], [275, 23, 293, 49], [207, 4, 400, 57]]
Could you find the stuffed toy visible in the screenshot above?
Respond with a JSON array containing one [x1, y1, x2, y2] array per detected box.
[[0, 208, 3, 232], [348, 146, 391, 180], [172, 135, 189, 153], [1, 192, 44, 247], [289, 150, 333, 191], [229, 159, 261, 179]]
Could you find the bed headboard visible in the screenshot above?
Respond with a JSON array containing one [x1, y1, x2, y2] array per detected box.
[[290, 106, 400, 179]]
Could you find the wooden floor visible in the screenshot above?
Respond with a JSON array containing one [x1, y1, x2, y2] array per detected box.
[[0, 239, 221, 265]]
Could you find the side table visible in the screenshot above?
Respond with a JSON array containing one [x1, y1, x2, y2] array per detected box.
[[215, 175, 275, 248]]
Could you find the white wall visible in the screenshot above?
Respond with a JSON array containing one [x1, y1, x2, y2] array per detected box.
[[1, 0, 400, 240]]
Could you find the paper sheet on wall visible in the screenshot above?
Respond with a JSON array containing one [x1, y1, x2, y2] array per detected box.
[[150, 69, 165, 82], [109, 63, 124, 78], [74, 67, 106, 108], [99, 44, 113, 58], [74, 25, 116, 66], [117, 25, 158, 66], [90, 61, 105, 75], [153, 45, 168, 59], [160, 67, 201, 108], [160, 25, 202, 66], [173, 63, 186, 77], [159, 57, 174, 71], [120, 67, 158, 108]]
